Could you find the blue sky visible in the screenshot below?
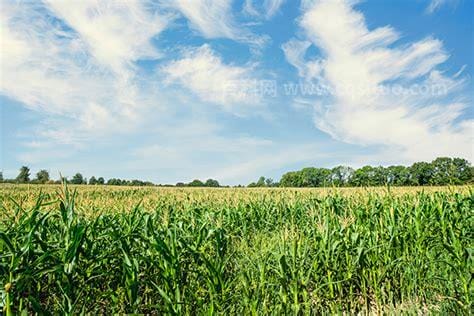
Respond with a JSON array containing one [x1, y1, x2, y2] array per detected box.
[[1, 0, 473, 185]]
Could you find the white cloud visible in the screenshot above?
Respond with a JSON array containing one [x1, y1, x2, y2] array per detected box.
[[294, 0, 473, 162], [168, 0, 266, 46], [244, 0, 286, 19], [0, 1, 170, 146], [162, 44, 262, 113], [281, 39, 324, 81], [426, 0, 458, 14], [1, 2, 97, 115], [45, 0, 170, 78], [1, 0, 273, 174]]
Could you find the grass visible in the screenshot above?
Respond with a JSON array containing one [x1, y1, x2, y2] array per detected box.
[[0, 184, 472, 314]]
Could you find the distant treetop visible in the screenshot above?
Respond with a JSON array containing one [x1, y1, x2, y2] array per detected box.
[[2, 157, 472, 187]]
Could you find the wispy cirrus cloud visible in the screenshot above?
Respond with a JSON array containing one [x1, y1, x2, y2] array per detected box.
[[168, 0, 267, 46], [0, 0, 171, 146], [45, 0, 172, 78], [1, 1, 99, 116], [162, 44, 263, 114], [287, 0, 473, 162], [281, 39, 324, 81], [0, 0, 272, 178], [244, 0, 286, 19], [1, 0, 472, 184], [426, 0, 458, 14]]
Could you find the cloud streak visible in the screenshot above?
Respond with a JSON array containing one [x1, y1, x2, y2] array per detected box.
[[169, 0, 266, 46], [281, 39, 324, 81], [1, 0, 471, 183], [292, 0, 472, 162], [244, 0, 286, 19], [162, 44, 263, 113], [426, 0, 458, 14], [0, 0, 171, 147]]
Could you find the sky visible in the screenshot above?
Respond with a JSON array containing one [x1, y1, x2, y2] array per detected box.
[[1, 0, 473, 185]]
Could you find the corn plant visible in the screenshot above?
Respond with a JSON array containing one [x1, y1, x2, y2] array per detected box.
[[0, 184, 472, 314]]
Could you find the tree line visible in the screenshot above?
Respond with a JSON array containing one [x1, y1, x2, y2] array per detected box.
[[0, 167, 221, 187], [278, 157, 472, 187], [0, 157, 472, 187]]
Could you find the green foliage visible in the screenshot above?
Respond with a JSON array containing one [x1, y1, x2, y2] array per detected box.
[[350, 166, 386, 186], [188, 179, 205, 187], [330, 166, 354, 186], [256, 176, 266, 187], [386, 165, 411, 186], [105, 178, 153, 186], [35, 169, 50, 184], [4, 157, 472, 188], [410, 161, 433, 185], [431, 157, 471, 185], [15, 166, 30, 183], [280, 171, 302, 187], [248, 176, 278, 187], [301, 167, 331, 187], [280, 157, 472, 187], [205, 179, 220, 187], [0, 186, 472, 314], [71, 173, 85, 185], [183, 179, 221, 187], [88, 176, 98, 185]]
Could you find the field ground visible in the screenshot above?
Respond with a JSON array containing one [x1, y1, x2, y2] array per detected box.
[[1, 184, 472, 215], [0, 184, 472, 314]]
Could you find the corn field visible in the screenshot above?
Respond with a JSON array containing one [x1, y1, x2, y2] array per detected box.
[[0, 184, 472, 314]]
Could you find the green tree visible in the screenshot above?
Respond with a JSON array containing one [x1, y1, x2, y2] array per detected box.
[[410, 162, 433, 185], [71, 173, 85, 184], [386, 166, 410, 186], [350, 166, 374, 186], [107, 178, 118, 185], [265, 178, 274, 187], [373, 166, 388, 185], [300, 168, 317, 187], [16, 166, 30, 183], [205, 179, 220, 187], [350, 166, 387, 186], [300, 167, 331, 187], [428, 157, 471, 185], [89, 176, 98, 185], [278, 157, 471, 188], [0, 171, 3, 182], [107, 178, 128, 186], [256, 176, 266, 187], [330, 166, 354, 186], [130, 179, 148, 186], [430, 157, 456, 185], [452, 158, 471, 183], [97, 177, 105, 185], [35, 169, 50, 184], [188, 179, 204, 187], [280, 171, 302, 187]]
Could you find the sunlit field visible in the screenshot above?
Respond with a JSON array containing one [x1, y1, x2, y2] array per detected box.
[[1, 184, 472, 314]]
